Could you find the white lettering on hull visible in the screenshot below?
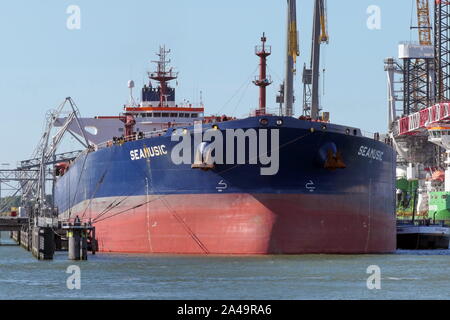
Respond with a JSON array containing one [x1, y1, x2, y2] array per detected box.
[[130, 145, 167, 161], [358, 146, 384, 162]]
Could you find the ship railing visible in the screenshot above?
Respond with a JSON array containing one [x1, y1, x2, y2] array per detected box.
[[255, 45, 272, 54], [266, 107, 282, 116], [149, 71, 178, 79], [361, 130, 381, 141], [361, 130, 395, 145], [95, 129, 170, 150]]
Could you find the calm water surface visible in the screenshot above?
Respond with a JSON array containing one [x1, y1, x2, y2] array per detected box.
[[1, 232, 449, 300]]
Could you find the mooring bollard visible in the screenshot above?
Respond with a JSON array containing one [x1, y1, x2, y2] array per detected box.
[[63, 217, 94, 261], [67, 228, 81, 260]]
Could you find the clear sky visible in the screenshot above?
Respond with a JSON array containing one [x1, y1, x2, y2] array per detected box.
[[0, 0, 417, 166]]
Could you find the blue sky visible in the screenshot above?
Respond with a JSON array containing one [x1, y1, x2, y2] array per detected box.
[[0, 0, 416, 166]]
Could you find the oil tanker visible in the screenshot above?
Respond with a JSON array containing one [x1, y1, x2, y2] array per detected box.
[[53, 0, 396, 254]]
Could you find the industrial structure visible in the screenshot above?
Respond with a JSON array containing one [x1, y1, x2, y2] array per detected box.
[[0, 98, 95, 260], [388, 0, 450, 225]]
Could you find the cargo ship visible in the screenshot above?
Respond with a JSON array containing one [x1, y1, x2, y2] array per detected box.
[[53, 0, 396, 254]]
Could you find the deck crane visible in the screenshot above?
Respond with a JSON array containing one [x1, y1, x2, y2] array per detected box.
[[283, 0, 300, 117], [302, 0, 329, 120]]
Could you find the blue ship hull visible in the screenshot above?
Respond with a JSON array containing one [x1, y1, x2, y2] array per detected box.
[[54, 116, 396, 254]]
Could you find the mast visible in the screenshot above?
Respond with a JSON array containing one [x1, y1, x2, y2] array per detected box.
[[284, 0, 299, 117], [149, 46, 178, 107], [254, 33, 272, 115]]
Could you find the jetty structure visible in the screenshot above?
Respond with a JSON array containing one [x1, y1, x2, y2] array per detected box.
[[386, 0, 450, 248], [0, 99, 96, 260]]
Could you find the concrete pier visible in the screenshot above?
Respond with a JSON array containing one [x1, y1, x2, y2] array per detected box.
[[3, 216, 96, 261], [0, 217, 29, 232], [31, 227, 55, 260], [20, 227, 30, 251]]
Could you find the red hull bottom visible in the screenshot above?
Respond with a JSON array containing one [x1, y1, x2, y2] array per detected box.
[[69, 193, 396, 254]]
